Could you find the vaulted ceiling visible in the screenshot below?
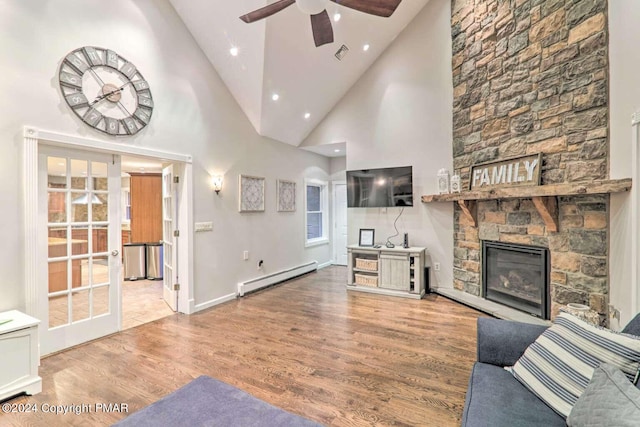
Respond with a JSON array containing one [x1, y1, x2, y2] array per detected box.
[[168, 0, 430, 154]]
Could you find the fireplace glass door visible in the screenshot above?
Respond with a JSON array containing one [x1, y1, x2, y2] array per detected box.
[[482, 241, 550, 319]]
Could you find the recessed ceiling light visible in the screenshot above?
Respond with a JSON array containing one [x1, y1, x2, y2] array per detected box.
[[229, 47, 239, 56], [333, 13, 341, 22], [334, 149, 341, 153], [363, 44, 370, 52], [272, 93, 279, 101], [304, 112, 311, 119]]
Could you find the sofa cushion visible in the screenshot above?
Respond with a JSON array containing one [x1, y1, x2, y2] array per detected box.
[[477, 317, 548, 366], [510, 312, 640, 418], [567, 363, 640, 427], [622, 313, 640, 336], [461, 362, 564, 427]]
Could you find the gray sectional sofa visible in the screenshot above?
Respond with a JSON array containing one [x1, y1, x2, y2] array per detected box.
[[461, 314, 640, 427]]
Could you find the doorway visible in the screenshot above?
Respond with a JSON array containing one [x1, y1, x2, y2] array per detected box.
[[120, 156, 174, 330], [25, 127, 193, 356], [333, 181, 348, 265]]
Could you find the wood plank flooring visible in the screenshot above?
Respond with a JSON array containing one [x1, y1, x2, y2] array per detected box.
[[2, 266, 486, 426]]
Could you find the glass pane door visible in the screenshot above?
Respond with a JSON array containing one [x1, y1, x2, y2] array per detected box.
[[40, 147, 121, 355], [162, 164, 177, 311]]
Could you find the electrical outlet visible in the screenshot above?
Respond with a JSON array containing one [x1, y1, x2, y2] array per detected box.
[[434, 262, 441, 271], [243, 251, 249, 260]]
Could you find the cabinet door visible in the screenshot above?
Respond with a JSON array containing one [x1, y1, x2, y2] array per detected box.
[[130, 173, 162, 243], [379, 253, 410, 290]]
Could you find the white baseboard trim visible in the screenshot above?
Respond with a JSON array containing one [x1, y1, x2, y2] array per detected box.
[[317, 260, 333, 269], [194, 293, 237, 313], [186, 298, 196, 315], [237, 261, 318, 296]]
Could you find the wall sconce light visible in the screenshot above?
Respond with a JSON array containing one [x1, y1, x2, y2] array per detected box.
[[211, 175, 223, 195]]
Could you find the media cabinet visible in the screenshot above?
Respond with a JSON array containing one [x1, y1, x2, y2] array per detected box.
[[347, 245, 427, 299]]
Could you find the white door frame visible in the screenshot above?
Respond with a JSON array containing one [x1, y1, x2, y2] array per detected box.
[[332, 180, 347, 265], [23, 126, 195, 325]]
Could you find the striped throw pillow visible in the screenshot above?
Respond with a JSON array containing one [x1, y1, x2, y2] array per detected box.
[[510, 312, 640, 418]]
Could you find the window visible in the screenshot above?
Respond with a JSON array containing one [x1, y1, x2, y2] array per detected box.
[[305, 179, 329, 247]]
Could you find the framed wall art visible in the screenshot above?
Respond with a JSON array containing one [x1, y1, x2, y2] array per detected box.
[[277, 179, 296, 212], [239, 175, 265, 212], [359, 229, 375, 247]]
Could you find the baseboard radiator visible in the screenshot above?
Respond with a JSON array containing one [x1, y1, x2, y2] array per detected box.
[[237, 261, 317, 296]]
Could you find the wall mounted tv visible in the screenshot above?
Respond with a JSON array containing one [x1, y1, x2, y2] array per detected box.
[[346, 166, 413, 208]]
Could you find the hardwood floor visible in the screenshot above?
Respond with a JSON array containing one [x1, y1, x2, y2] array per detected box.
[[2, 266, 486, 426]]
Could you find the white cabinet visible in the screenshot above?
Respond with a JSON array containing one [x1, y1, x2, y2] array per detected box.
[[0, 311, 41, 401], [347, 245, 427, 299]]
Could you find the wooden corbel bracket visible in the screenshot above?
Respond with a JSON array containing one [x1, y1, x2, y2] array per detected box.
[[457, 200, 477, 227], [531, 196, 558, 232]]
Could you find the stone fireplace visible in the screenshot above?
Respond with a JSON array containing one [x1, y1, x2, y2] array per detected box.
[[482, 240, 550, 319], [446, 0, 614, 323]]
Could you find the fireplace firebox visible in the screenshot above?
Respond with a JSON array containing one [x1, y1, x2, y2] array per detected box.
[[482, 241, 550, 319]]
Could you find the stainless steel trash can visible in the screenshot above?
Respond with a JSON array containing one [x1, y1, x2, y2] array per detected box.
[[123, 243, 146, 280], [146, 242, 163, 280]]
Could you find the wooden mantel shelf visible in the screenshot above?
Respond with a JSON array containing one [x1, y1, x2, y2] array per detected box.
[[421, 178, 632, 232]]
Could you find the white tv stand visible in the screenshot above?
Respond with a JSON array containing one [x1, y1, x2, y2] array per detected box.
[[347, 245, 427, 299]]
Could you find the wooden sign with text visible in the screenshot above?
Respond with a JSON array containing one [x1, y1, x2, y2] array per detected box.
[[469, 153, 541, 190]]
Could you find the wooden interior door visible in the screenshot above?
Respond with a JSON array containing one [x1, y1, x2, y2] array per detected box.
[[129, 173, 162, 243]]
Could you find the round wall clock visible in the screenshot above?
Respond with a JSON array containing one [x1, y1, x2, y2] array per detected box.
[[58, 46, 153, 136]]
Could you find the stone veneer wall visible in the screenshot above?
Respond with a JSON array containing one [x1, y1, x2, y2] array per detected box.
[[450, 0, 610, 320]]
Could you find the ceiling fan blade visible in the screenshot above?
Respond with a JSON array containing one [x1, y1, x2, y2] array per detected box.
[[310, 10, 334, 47], [239, 0, 296, 23], [330, 0, 402, 18]]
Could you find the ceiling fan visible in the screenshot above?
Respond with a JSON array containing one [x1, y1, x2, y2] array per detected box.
[[239, 0, 403, 47]]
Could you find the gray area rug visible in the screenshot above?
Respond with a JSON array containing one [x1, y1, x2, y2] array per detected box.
[[113, 375, 323, 426]]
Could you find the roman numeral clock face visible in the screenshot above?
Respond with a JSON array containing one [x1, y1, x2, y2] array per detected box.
[[58, 46, 153, 136]]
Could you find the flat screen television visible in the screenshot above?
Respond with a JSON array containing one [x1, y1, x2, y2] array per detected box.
[[346, 166, 413, 208]]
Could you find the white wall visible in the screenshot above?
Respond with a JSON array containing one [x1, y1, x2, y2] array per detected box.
[[302, 0, 454, 288], [0, 0, 331, 313], [608, 0, 640, 326], [330, 156, 347, 182]]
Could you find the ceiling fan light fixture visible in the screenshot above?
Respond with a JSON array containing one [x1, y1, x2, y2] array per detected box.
[[296, 0, 326, 15]]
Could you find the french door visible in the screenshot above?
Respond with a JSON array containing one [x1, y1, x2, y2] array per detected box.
[[162, 164, 178, 311], [39, 146, 121, 355]]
